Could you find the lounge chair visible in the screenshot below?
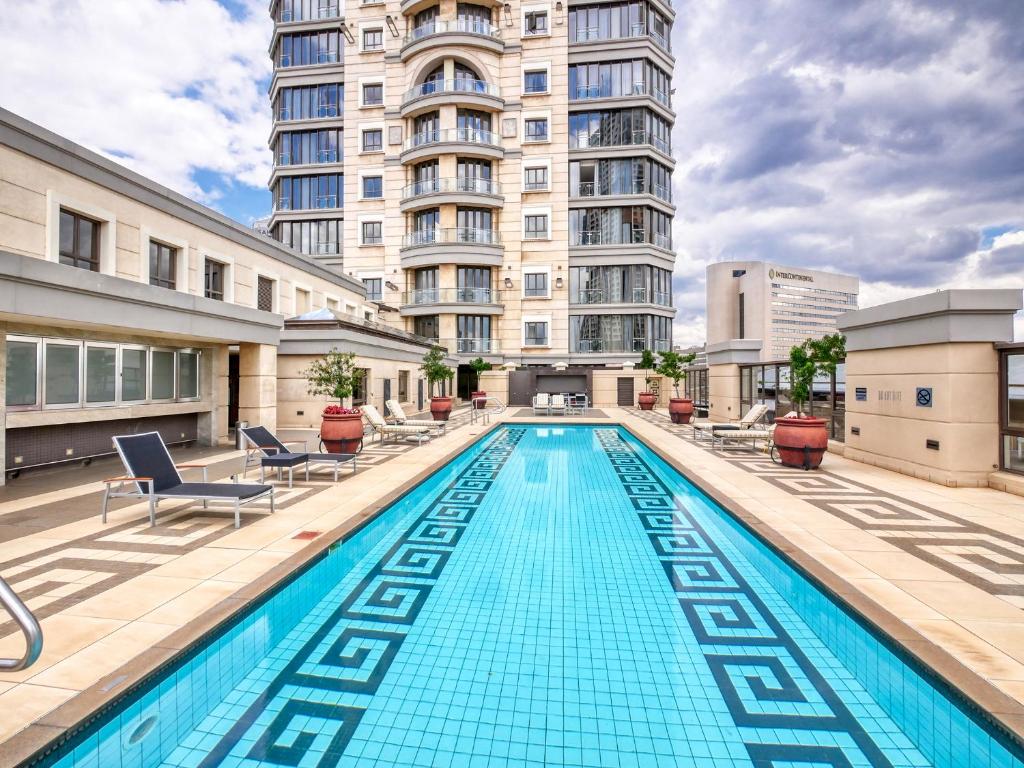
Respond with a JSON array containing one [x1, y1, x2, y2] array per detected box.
[[533, 393, 551, 415], [691, 403, 769, 442], [549, 394, 567, 415], [386, 400, 445, 435], [362, 404, 430, 445], [103, 431, 273, 528], [712, 413, 796, 450], [241, 425, 360, 484]]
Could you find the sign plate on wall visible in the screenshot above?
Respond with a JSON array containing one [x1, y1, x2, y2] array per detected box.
[[855, 387, 867, 401], [916, 387, 933, 407]]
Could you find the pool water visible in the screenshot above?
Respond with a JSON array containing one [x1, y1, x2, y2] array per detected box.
[[39, 426, 1024, 767]]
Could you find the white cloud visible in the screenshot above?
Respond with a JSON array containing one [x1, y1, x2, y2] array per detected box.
[[0, 0, 272, 204]]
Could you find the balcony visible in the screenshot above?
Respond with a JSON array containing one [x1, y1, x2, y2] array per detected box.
[[275, 104, 342, 123], [399, 287, 504, 316], [570, 129, 671, 158], [276, 50, 340, 69], [275, 149, 342, 168], [402, 19, 504, 59], [276, 4, 340, 22], [573, 337, 671, 353], [571, 288, 673, 307], [400, 78, 503, 117], [273, 194, 342, 213], [400, 177, 503, 211], [439, 337, 501, 355], [400, 228, 504, 268], [570, 23, 671, 55], [572, 181, 672, 205], [400, 128, 503, 163], [572, 230, 671, 249], [570, 83, 671, 111]]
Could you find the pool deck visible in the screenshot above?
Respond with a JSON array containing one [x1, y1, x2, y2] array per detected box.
[[2, 406, 1024, 762]]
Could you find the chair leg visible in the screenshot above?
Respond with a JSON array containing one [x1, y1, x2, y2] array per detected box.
[[260, 466, 265, 484], [269, 491, 275, 514], [234, 499, 241, 529], [101, 486, 110, 524], [305, 462, 309, 483], [288, 467, 293, 489], [148, 497, 157, 527]]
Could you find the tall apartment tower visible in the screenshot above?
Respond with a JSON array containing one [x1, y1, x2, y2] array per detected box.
[[268, 0, 677, 390]]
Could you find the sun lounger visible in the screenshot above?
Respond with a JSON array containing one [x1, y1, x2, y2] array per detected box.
[[241, 425, 359, 484], [533, 393, 551, 415], [386, 400, 445, 434], [362, 404, 430, 445], [103, 431, 273, 528], [711, 412, 798, 450], [691, 403, 769, 441], [549, 394, 568, 415]]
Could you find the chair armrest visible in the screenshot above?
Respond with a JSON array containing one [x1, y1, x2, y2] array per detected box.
[[174, 464, 206, 469], [104, 476, 152, 484]]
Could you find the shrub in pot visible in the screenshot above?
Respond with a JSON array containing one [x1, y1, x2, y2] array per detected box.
[[303, 349, 363, 453], [657, 350, 697, 423], [421, 346, 455, 421], [636, 349, 658, 410], [776, 333, 845, 470], [469, 357, 492, 409]]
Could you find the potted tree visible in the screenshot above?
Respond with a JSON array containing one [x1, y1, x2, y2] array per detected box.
[[636, 349, 658, 410], [303, 349, 363, 453], [775, 333, 845, 469], [422, 345, 455, 421], [657, 350, 697, 423], [469, 357, 492, 409]]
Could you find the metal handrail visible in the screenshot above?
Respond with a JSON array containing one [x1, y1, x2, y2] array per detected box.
[[470, 395, 506, 425], [0, 576, 43, 672]]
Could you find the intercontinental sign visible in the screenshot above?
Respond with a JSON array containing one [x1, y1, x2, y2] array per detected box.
[[768, 268, 813, 283]]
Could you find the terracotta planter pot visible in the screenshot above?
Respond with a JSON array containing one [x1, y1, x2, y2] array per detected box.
[[430, 396, 453, 421], [637, 391, 657, 411], [773, 415, 828, 469], [320, 411, 363, 454], [471, 391, 487, 409], [668, 397, 694, 424]]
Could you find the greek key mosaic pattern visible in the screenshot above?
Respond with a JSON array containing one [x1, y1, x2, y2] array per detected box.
[[632, 410, 1024, 600], [595, 428, 894, 767], [0, 414, 476, 639], [194, 427, 526, 767]]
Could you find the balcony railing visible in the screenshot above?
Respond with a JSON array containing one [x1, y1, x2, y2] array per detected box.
[[440, 337, 500, 354], [572, 181, 671, 202], [315, 241, 340, 254], [402, 228, 502, 247], [572, 230, 671, 248], [570, 22, 671, 52], [275, 150, 341, 167], [571, 82, 670, 107], [402, 177, 502, 198], [405, 19, 502, 44], [274, 195, 342, 212], [276, 104, 341, 122], [570, 129, 670, 155], [571, 289, 673, 306], [403, 78, 500, 104], [403, 287, 502, 305], [277, 51, 340, 68], [278, 4, 340, 21], [404, 128, 501, 151], [574, 337, 670, 353]]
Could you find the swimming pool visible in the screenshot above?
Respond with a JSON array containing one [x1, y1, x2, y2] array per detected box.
[[30, 426, 1024, 767]]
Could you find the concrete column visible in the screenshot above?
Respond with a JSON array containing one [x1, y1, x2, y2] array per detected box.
[[196, 345, 230, 447], [706, 339, 761, 423], [838, 289, 1022, 487], [238, 342, 278, 434]]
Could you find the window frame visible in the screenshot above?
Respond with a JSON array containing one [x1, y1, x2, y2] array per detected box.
[[523, 115, 550, 143], [523, 65, 550, 95], [361, 174, 384, 200], [523, 162, 550, 192], [523, 7, 549, 37], [523, 320, 550, 348], [361, 26, 384, 52], [58, 209, 101, 272], [361, 80, 384, 107], [42, 338, 83, 410], [360, 218, 384, 246], [148, 240, 178, 290], [524, 213, 550, 240], [120, 343, 150, 403], [5, 335, 42, 412], [84, 341, 119, 406], [361, 127, 384, 153], [522, 267, 551, 299]]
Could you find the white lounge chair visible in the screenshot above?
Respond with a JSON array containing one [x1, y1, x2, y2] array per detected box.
[[712, 413, 796, 450], [386, 400, 445, 435], [691, 403, 769, 442], [362, 404, 430, 445], [533, 393, 551, 415], [549, 394, 567, 415]]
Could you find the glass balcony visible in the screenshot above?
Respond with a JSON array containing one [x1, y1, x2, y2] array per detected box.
[[402, 228, 502, 247], [402, 288, 502, 305], [572, 181, 671, 202], [402, 177, 502, 199], [570, 22, 670, 52], [403, 78, 500, 104], [572, 229, 671, 249], [405, 19, 502, 44], [570, 129, 670, 155], [571, 288, 672, 306], [572, 82, 670, 107], [573, 337, 670, 353], [439, 337, 500, 354], [404, 128, 501, 151]]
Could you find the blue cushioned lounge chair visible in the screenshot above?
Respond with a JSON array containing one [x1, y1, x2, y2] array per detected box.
[[241, 425, 360, 483], [103, 432, 274, 528]]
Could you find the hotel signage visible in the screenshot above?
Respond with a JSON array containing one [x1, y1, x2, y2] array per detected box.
[[768, 268, 813, 283]]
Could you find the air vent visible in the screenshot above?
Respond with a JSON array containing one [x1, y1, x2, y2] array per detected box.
[[926, 439, 940, 450], [850, 427, 860, 436]]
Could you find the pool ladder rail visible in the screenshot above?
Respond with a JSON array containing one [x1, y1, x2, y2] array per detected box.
[[0, 575, 43, 672], [470, 396, 506, 425]]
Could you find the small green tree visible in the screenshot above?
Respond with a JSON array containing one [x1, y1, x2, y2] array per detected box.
[[421, 345, 454, 397], [303, 349, 357, 407], [638, 349, 657, 391], [656, 350, 697, 398], [788, 334, 846, 415], [468, 357, 492, 390]]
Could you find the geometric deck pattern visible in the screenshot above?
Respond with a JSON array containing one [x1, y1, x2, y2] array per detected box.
[[595, 427, 897, 768], [0, 411, 476, 640], [632, 409, 1024, 601]]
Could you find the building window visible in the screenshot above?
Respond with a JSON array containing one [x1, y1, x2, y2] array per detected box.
[[149, 241, 177, 290], [524, 10, 548, 35], [524, 70, 548, 94], [399, 370, 409, 402], [204, 259, 225, 301], [352, 368, 368, 405], [362, 175, 383, 199], [58, 209, 100, 271], [6, 340, 38, 408], [44, 341, 81, 406], [257, 275, 276, 312], [362, 221, 383, 244], [85, 344, 117, 404], [362, 129, 383, 152], [525, 321, 549, 347], [178, 351, 200, 399], [362, 28, 383, 51], [151, 350, 176, 400], [364, 277, 383, 301], [525, 214, 549, 239], [524, 118, 548, 142], [524, 272, 549, 297], [121, 347, 147, 401], [362, 82, 383, 106], [524, 166, 548, 191]]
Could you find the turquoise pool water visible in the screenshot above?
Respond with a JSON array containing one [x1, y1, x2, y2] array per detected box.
[[36, 426, 1024, 767]]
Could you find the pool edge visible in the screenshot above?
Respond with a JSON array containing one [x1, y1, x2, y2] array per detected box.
[[2, 421, 505, 768], [614, 417, 1024, 754]]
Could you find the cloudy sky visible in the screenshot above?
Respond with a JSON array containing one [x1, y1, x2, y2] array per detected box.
[[1, 0, 1022, 343]]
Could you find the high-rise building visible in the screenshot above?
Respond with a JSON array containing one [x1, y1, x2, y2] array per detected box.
[[268, 0, 677, 391], [706, 261, 860, 361]]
